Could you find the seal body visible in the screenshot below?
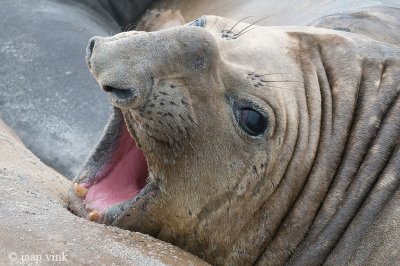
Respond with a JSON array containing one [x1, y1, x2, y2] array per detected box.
[[69, 14, 400, 265]]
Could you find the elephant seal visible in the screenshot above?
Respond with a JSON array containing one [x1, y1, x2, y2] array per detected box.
[[69, 15, 400, 265]]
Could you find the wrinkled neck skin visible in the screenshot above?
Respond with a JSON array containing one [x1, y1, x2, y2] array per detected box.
[[74, 16, 400, 265], [254, 31, 400, 265]]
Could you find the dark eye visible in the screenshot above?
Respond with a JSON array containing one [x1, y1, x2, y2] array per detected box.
[[238, 108, 268, 136]]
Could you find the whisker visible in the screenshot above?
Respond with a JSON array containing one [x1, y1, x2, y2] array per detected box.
[[227, 16, 254, 33], [171, 114, 196, 152], [222, 21, 231, 32], [180, 126, 195, 152], [235, 15, 275, 36], [126, 23, 137, 32], [236, 25, 260, 37]]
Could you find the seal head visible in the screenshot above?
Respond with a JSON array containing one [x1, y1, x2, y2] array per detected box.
[[70, 18, 280, 263]]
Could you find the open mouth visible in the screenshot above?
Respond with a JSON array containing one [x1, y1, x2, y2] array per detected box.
[[69, 107, 158, 223]]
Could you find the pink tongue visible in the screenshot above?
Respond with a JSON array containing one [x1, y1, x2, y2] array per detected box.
[[83, 126, 148, 212]]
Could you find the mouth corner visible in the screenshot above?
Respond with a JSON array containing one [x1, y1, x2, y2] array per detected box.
[[68, 107, 158, 223]]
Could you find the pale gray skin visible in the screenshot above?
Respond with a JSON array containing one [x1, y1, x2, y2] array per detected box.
[[69, 15, 400, 265]]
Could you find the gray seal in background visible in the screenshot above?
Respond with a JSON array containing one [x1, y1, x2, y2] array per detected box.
[[0, 0, 152, 178]]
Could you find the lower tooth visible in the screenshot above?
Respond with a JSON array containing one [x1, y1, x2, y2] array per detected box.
[[74, 183, 88, 198], [88, 211, 100, 221]]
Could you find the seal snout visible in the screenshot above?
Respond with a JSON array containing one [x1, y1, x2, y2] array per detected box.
[[85, 34, 149, 109]]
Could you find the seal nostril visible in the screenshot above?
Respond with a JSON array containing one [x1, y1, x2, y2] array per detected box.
[[100, 85, 140, 108], [102, 86, 136, 101], [103, 85, 114, 93], [89, 38, 95, 53], [85, 37, 98, 64]]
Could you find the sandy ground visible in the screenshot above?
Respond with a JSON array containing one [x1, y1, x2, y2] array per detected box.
[[0, 119, 208, 266]]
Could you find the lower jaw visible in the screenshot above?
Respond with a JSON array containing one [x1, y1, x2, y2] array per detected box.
[[68, 180, 160, 225]]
